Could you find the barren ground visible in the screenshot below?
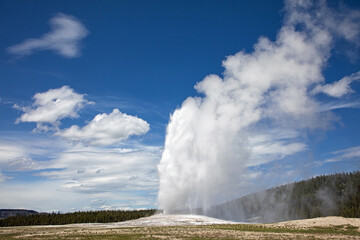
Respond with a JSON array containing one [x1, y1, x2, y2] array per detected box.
[[1, 214, 359, 239]]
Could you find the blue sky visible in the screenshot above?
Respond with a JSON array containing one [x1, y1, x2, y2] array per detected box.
[[1, 0, 360, 213]]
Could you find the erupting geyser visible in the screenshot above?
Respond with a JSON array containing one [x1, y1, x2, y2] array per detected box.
[[158, 0, 360, 217]]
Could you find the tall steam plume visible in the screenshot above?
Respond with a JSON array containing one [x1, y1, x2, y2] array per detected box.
[[158, 0, 360, 215]]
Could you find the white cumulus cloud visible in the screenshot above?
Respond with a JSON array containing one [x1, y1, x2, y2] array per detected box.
[[15, 86, 91, 130], [7, 13, 88, 58], [56, 109, 150, 146]]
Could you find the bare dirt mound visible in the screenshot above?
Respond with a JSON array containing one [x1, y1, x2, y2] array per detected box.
[[271, 216, 360, 229]]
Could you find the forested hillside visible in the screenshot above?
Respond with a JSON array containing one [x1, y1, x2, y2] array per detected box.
[[207, 172, 360, 223], [0, 209, 157, 227]]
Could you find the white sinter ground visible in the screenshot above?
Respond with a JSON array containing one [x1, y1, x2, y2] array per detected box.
[[66, 214, 237, 228]]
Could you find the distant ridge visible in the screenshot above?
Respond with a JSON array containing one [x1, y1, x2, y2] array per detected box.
[[0, 209, 38, 219]]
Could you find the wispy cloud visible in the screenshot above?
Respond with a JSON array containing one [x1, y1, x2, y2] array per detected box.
[[7, 13, 88, 58], [312, 71, 360, 98], [319, 100, 360, 112], [14, 86, 92, 131], [0, 181, 92, 212], [36, 144, 161, 193], [56, 109, 150, 146], [324, 145, 360, 163], [0, 171, 10, 183], [0, 143, 28, 168], [0, 130, 161, 211], [0, 179, 157, 212], [239, 128, 309, 166], [0, 140, 161, 211]]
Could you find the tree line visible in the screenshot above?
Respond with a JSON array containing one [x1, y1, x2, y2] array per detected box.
[[289, 171, 360, 219], [0, 209, 157, 227]]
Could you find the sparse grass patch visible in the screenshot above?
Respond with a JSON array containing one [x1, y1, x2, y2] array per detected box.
[[1, 223, 360, 239], [209, 223, 360, 236]]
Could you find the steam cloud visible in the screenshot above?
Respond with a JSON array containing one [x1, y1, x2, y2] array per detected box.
[[158, 0, 360, 214]]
